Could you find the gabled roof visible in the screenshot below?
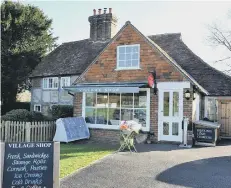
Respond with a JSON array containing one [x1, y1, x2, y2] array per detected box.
[[30, 39, 110, 77], [148, 34, 231, 96], [30, 22, 231, 96]]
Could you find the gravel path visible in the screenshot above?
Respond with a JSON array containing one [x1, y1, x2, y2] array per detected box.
[[61, 142, 231, 188]]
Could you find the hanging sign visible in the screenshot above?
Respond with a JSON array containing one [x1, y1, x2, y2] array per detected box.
[[148, 74, 154, 88]]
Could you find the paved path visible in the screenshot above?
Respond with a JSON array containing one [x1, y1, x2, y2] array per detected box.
[[61, 142, 231, 188]]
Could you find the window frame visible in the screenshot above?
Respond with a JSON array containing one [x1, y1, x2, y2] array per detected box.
[[61, 77, 71, 88], [34, 104, 41, 112], [116, 44, 140, 70], [43, 77, 59, 90], [82, 88, 150, 131]]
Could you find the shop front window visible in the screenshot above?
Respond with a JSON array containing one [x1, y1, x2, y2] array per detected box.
[[84, 90, 148, 128]]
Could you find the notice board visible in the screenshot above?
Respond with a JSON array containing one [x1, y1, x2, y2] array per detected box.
[[2, 142, 54, 188]]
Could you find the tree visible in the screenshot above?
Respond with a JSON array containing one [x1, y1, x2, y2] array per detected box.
[[1, 1, 57, 114], [207, 10, 231, 74]]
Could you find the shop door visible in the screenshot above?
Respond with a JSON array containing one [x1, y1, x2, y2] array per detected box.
[[218, 101, 231, 137], [158, 89, 183, 142]]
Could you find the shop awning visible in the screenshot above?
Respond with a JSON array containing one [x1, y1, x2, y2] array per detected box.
[[64, 82, 147, 93]]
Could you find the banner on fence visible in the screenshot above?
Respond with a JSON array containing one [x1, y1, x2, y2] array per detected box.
[[2, 142, 55, 188]]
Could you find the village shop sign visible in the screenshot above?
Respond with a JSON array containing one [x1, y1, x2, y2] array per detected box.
[[67, 86, 140, 93], [1, 142, 60, 188]]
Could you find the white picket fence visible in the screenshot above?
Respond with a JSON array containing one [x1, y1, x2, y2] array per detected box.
[[0, 121, 56, 142]]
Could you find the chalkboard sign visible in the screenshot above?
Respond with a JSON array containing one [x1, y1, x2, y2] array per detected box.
[[2, 142, 53, 188], [194, 128, 215, 142]]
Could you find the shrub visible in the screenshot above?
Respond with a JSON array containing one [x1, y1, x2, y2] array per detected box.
[[2, 109, 32, 121], [1, 102, 30, 115], [1, 109, 49, 122], [51, 105, 73, 119]]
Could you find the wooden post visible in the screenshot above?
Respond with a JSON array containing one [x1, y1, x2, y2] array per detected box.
[[0, 142, 5, 188], [26, 122, 31, 142], [53, 142, 60, 188]]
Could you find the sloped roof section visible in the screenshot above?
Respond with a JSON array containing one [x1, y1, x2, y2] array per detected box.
[[148, 34, 231, 96], [30, 39, 110, 77]]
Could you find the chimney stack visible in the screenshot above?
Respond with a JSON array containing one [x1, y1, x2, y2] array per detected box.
[[88, 8, 117, 41]]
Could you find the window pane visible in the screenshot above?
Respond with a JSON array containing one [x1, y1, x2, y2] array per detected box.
[[86, 93, 96, 106], [132, 60, 138, 67], [54, 78, 58, 88], [49, 78, 53, 88], [121, 109, 133, 121], [96, 108, 107, 124], [119, 46, 125, 53], [119, 61, 125, 67], [126, 60, 132, 67], [134, 109, 146, 127], [119, 54, 125, 60], [44, 79, 47, 88], [172, 122, 179, 136], [121, 93, 133, 108], [108, 108, 120, 125], [163, 122, 169, 135], [173, 92, 179, 117], [126, 46, 132, 53], [97, 93, 108, 107], [134, 91, 147, 108], [85, 108, 96, 124], [164, 92, 169, 116], [132, 53, 138, 60], [126, 53, 131, 60], [132, 46, 139, 53], [109, 93, 120, 108]]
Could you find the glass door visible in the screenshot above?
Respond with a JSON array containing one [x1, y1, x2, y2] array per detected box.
[[159, 89, 183, 142]]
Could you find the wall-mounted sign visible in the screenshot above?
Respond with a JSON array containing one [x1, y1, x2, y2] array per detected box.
[[148, 74, 154, 88], [68, 86, 140, 93], [2, 142, 54, 188]]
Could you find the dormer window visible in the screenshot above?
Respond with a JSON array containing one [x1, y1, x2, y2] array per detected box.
[[117, 44, 140, 70]]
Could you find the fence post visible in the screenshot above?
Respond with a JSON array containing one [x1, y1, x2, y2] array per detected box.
[[26, 122, 31, 142]]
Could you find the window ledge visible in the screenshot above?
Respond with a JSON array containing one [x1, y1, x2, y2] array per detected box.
[[115, 68, 141, 71]]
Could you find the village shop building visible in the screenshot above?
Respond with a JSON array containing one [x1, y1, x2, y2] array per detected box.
[[30, 9, 231, 143]]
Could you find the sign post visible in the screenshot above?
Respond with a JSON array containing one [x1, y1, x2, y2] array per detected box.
[[1, 142, 60, 188]]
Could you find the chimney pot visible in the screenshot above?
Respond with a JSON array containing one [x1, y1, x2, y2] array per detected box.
[[98, 9, 101, 14], [109, 8, 112, 13], [104, 8, 107, 14], [93, 9, 96, 15]]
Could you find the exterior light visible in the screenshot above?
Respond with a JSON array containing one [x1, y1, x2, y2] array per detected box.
[[184, 90, 191, 100]]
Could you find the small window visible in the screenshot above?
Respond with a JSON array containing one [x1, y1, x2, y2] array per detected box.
[[61, 77, 71, 88], [43, 77, 58, 89], [117, 44, 140, 70], [34, 104, 41, 112]]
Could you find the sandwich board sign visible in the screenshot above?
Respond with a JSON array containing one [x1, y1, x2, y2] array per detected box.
[[2, 142, 54, 188]]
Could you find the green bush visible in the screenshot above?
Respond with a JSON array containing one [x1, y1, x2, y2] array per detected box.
[[51, 105, 73, 119], [1, 109, 49, 122]]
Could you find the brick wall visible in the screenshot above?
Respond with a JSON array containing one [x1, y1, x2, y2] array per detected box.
[[89, 128, 120, 143], [183, 87, 193, 125], [78, 24, 186, 83], [150, 91, 158, 140], [73, 93, 82, 117]]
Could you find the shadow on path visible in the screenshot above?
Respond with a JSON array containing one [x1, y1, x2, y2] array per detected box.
[[156, 156, 231, 188]]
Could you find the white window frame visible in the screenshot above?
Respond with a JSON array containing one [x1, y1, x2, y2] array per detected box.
[[82, 88, 150, 131], [43, 77, 58, 90], [116, 44, 140, 70], [61, 77, 71, 88], [34, 104, 41, 112]]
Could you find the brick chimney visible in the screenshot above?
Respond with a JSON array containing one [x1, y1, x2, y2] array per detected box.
[[88, 8, 117, 41]]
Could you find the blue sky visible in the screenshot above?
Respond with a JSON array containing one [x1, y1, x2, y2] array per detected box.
[[23, 1, 231, 73]]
